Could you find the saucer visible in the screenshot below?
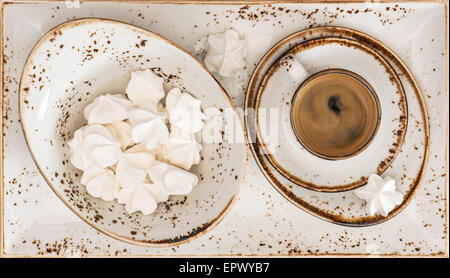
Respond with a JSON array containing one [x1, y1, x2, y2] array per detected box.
[[254, 37, 407, 192], [245, 27, 429, 226]]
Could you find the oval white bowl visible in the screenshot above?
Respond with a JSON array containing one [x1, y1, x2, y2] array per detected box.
[[19, 18, 248, 246]]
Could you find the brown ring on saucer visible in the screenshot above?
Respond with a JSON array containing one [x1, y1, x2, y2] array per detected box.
[[245, 26, 429, 227], [254, 36, 407, 192], [290, 68, 381, 160]]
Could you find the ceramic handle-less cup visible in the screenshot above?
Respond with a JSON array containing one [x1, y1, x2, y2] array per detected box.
[[290, 68, 381, 160]]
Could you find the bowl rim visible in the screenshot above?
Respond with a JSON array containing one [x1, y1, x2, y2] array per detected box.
[[18, 17, 249, 247]]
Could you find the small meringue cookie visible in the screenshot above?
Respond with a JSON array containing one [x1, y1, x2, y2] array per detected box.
[[126, 69, 165, 106], [117, 182, 158, 215], [115, 145, 155, 188], [163, 128, 202, 170], [204, 29, 247, 77], [129, 101, 170, 150], [68, 124, 121, 170], [68, 127, 90, 171], [144, 180, 169, 203], [148, 161, 198, 195], [81, 124, 122, 168], [354, 174, 404, 217], [80, 167, 120, 201], [166, 88, 206, 134], [83, 94, 133, 124], [165, 87, 182, 113], [201, 107, 223, 144], [105, 120, 132, 151]]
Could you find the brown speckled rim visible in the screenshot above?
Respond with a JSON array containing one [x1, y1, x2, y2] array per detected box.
[[245, 26, 430, 226], [17, 18, 249, 247], [254, 36, 407, 192], [290, 68, 382, 161]]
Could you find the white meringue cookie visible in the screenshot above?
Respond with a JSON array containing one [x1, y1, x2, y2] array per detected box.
[[204, 29, 247, 78], [126, 69, 165, 106], [68, 124, 122, 170], [148, 161, 198, 195], [354, 174, 404, 217], [117, 182, 158, 215], [81, 167, 120, 201], [68, 127, 90, 171], [105, 120, 132, 151], [163, 128, 202, 170], [166, 88, 206, 134], [83, 93, 133, 124], [81, 124, 122, 168], [129, 101, 170, 150], [115, 145, 155, 188], [144, 181, 169, 203]]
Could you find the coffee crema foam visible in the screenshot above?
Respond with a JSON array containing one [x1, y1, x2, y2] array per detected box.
[[291, 69, 380, 160]]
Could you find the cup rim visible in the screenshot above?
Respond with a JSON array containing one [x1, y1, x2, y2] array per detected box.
[[290, 68, 382, 161]]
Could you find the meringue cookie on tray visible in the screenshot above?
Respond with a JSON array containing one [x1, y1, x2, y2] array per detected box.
[[204, 29, 247, 78], [354, 174, 404, 217]]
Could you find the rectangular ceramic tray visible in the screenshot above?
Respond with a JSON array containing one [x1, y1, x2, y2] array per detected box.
[[1, 0, 448, 257]]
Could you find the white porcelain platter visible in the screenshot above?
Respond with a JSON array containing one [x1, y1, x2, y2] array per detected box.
[[1, 1, 447, 257], [254, 36, 407, 192], [18, 18, 248, 247]]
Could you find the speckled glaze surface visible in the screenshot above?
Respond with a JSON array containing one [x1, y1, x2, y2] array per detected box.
[[1, 1, 448, 257], [247, 26, 430, 226], [17, 18, 248, 246], [254, 37, 407, 192]]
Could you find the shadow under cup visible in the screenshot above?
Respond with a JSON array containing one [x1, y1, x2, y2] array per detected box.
[[290, 69, 381, 160]]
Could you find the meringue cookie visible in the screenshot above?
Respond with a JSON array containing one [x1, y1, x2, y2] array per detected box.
[[84, 93, 133, 124], [117, 182, 158, 215], [81, 167, 120, 201], [166, 88, 206, 133], [128, 101, 169, 150], [68, 124, 121, 170], [67, 126, 91, 171], [126, 69, 165, 106], [148, 161, 198, 195], [105, 120, 132, 151], [144, 180, 169, 203], [201, 107, 223, 144], [115, 145, 155, 188], [354, 174, 404, 217], [163, 128, 202, 170], [204, 29, 247, 77]]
